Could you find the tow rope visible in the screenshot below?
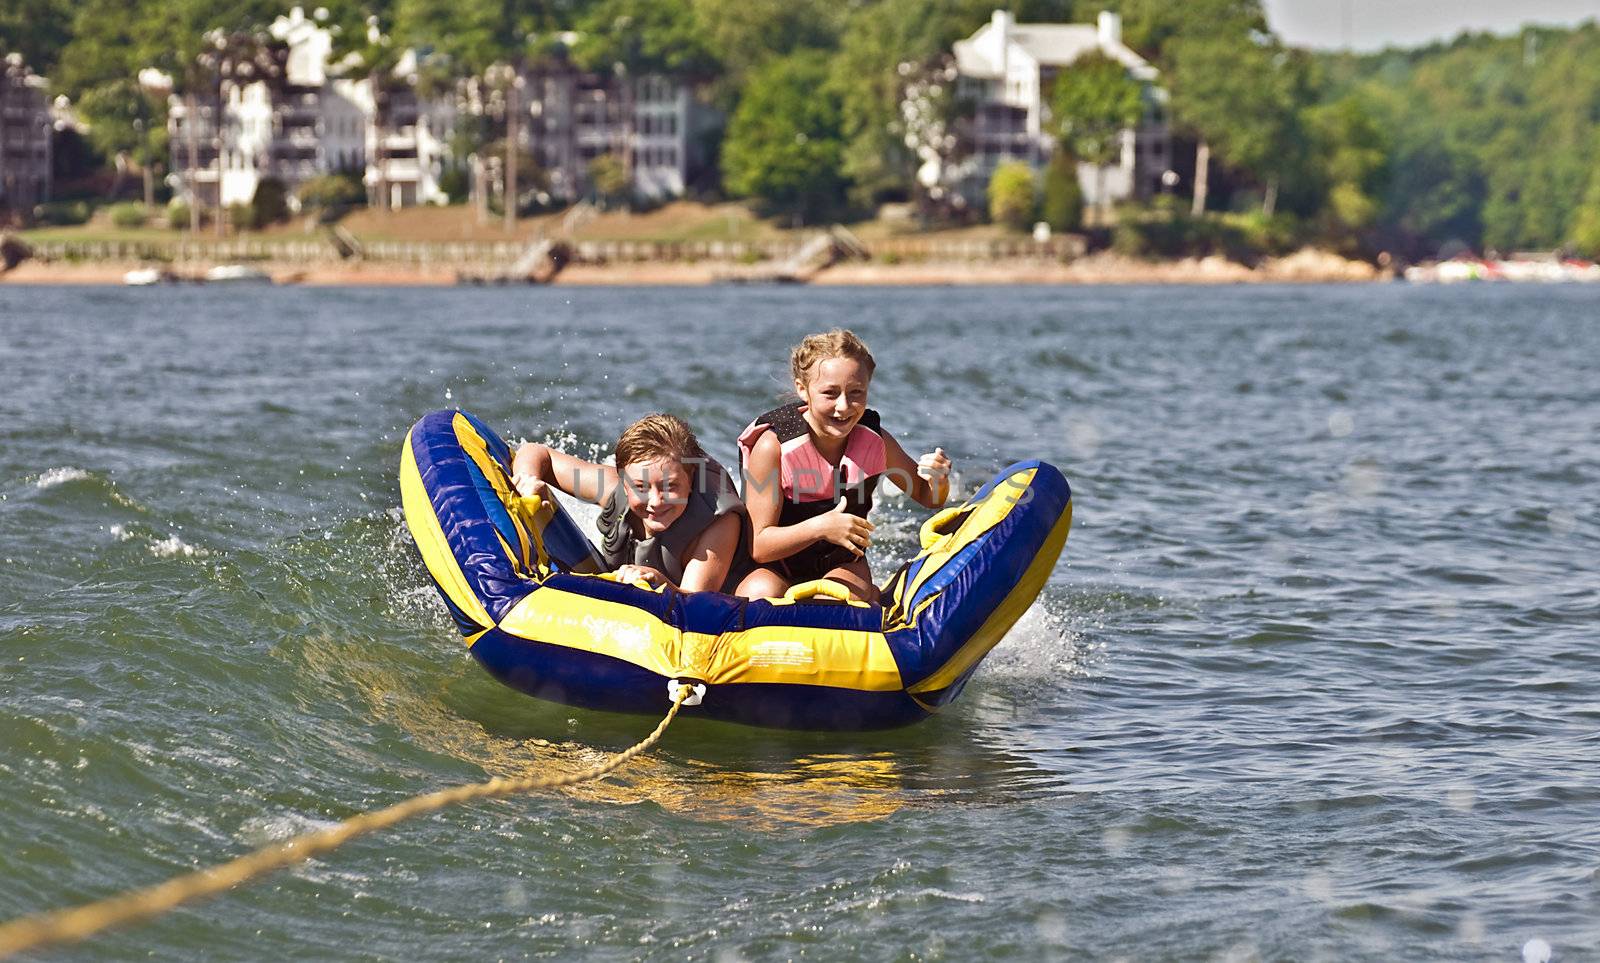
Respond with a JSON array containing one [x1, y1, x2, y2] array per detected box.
[[0, 684, 697, 959]]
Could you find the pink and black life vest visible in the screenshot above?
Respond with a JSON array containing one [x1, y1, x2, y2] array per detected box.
[[736, 402, 888, 581]]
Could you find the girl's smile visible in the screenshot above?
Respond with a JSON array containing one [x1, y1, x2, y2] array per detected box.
[[798, 357, 870, 445]]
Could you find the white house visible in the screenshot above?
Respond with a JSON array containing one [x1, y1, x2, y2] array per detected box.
[[168, 6, 455, 211], [0, 53, 53, 212], [356, 48, 457, 209], [944, 9, 1170, 210]]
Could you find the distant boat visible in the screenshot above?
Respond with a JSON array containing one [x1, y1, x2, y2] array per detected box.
[[123, 267, 174, 286], [204, 265, 272, 284], [1405, 255, 1600, 284]]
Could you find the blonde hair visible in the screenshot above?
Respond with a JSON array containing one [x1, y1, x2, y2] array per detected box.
[[790, 329, 876, 387], [613, 413, 704, 470]]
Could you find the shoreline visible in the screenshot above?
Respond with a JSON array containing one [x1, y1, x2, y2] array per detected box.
[[0, 249, 1389, 287]]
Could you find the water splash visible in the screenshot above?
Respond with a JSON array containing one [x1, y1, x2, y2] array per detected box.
[[35, 467, 93, 489]]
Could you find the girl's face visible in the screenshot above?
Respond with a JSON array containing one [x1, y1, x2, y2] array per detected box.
[[797, 356, 871, 442], [620, 456, 691, 535]]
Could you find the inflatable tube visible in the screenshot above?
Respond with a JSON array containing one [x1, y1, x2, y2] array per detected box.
[[400, 410, 1072, 730]]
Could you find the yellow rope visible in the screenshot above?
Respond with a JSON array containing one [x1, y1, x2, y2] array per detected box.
[[0, 688, 690, 960]]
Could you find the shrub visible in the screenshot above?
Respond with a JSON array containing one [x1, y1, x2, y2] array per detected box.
[[296, 173, 365, 215], [226, 203, 257, 231], [251, 178, 290, 227], [438, 165, 470, 205], [1110, 207, 1301, 264], [1041, 152, 1084, 233], [108, 202, 149, 229], [987, 162, 1037, 232], [587, 154, 629, 207], [166, 201, 191, 230], [33, 200, 92, 226]]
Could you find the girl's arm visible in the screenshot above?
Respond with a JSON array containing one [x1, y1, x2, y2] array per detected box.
[[511, 442, 618, 506], [881, 430, 950, 509], [744, 431, 872, 563]]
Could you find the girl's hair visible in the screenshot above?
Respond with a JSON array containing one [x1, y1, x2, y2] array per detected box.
[[790, 329, 876, 386], [614, 413, 704, 470]]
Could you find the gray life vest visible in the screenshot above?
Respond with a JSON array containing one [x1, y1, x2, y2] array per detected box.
[[596, 456, 754, 593]]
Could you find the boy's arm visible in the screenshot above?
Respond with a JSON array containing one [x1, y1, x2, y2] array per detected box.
[[512, 442, 618, 505]]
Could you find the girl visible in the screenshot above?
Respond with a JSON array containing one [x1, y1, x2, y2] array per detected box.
[[512, 413, 763, 596], [737, 330, 952, 603]]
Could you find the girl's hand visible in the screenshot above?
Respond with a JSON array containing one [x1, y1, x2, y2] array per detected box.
[[916, 447, 951, 483], [511, 471, 548, 500], [812, 498, 874, 556], [616, 564, 665, 587]]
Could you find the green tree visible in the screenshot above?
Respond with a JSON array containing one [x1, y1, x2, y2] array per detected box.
[[1169, 30, 1310, 216], [1041, 149, 1084, 232], [297, 172, 366, 215], [587, 153, 629, 206], [54, 0, 170, 205], [571, 0, 719, 78], [690, 0, 839, 87], [987, 161, 1036, 230], [1572, 162, 1600, 257], [1305, 94, 1388, 245], [1050, 51, 1142, 224], [1116, 0, 1274, 214], [828, 0, 993, 209], [721, 52, 847, 223], [1313, 21, 1600, 254], [0, 0, 77, 74], [75, 79, 170, 206], [251, 177, 290, 227], [53, 0, 148, 97]]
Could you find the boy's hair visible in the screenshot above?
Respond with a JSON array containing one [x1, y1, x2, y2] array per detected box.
[[790, 329, 876, 386], [614, 413, 704, 470]]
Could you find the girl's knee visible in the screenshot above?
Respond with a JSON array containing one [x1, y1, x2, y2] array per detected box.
[[736, 568, 788, 600], [825, 562, 879, 604]]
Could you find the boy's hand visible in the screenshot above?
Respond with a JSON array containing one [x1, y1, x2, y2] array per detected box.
[[511, 471, 548, 500], [616, 564, 665, 587]]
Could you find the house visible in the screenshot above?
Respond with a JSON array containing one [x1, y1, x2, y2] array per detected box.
[[0, 53, 53, 213], [166, 6, 455, 211], [944, 10, 1169, 209], [360, 49, 456, 209], [511, 53, 718, 204]]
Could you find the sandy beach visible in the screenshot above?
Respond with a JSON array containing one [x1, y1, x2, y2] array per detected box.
[[0, 248, 1387, 287]]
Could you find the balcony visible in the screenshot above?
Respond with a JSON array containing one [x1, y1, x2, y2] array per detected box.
[[272, 144, 319, 162], [374, 159, 421, 181]]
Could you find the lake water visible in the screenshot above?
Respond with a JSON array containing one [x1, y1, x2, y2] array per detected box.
[[1, 282, 1596, 960]]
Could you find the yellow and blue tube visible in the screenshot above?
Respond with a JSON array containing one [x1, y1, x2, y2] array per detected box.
[[400, 410, 1072, 731]]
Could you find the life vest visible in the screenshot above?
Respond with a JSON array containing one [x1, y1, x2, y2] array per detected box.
[[596, 455, 754, 593], [736, 402, 887, 580]]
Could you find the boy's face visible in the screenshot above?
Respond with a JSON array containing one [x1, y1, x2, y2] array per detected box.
[[621, 456, 691, 535]]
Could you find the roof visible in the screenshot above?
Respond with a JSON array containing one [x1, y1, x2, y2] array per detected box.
[[955, 17, 1158, 82]]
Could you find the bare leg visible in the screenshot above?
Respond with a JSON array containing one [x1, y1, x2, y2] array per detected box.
[[735, 566, 788, 600], [822, 559, 879, 604]]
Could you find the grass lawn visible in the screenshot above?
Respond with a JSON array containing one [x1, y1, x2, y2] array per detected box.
[[16, 200, 1045, 250]]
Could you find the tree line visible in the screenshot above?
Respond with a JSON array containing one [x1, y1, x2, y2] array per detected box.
[[4, 0, 1598, 256]]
